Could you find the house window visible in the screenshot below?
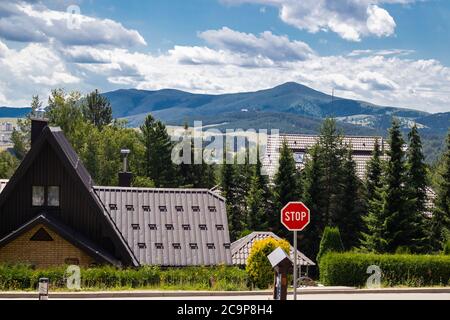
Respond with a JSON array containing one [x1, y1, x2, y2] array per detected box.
[[48, 186, 60, 207], [32, 186, 45, 206]]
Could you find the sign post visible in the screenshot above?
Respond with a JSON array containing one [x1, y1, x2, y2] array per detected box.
[[281, 202, 310, 301]]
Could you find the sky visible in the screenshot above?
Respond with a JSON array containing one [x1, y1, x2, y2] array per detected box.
[[0, 0, 450, 113]]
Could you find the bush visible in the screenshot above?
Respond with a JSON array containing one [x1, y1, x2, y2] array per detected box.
[[316, 227, 344, 263], [246, 237, 291, 289], [0, 265, 248, 291], [443, 241, 450, 255], [320, 253, 450, 287]]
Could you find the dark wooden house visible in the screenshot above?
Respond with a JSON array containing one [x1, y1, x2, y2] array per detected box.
[[0, 119, 232, 268]]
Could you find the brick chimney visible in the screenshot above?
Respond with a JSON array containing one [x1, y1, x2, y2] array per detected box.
[[31, 117, 48, 146], [119, 149, 133, 187]]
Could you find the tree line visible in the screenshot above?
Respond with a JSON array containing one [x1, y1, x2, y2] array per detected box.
[[0, 89, 449, 260], [1, 89, 217, 189], [222, 118, 450, 259]]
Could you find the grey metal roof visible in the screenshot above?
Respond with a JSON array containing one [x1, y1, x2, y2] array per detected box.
[[231, 232, 315, 266], [263, 134, 388, 179], [94, 186, 232, 267]]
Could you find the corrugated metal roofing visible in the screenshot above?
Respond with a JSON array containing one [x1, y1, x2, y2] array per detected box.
[[231, 232, 315, 266], [94, 187, 232, 266], [263, 134, 388, 179]]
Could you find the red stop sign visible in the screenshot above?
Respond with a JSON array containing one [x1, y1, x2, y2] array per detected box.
[[281, 202, 310, 231]]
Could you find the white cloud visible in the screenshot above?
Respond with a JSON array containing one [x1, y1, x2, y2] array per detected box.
[[221, 0, 417, 41], [199, 27, 315, 61], [0, 1, 146, 47], [0, 41, 80, 106], [0, 3, 448, 114]]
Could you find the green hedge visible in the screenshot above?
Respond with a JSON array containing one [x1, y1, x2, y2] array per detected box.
[[0, 264, 248, 291], [320, 253, 450, 287]]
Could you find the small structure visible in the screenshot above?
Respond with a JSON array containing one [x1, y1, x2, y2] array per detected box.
[[268, 247, 293, 301], [231, 232, 315, 276]]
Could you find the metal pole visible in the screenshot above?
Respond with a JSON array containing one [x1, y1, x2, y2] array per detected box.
[[294, 230, 298, 301]]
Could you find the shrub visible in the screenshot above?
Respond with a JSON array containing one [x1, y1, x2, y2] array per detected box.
[[0, 265, 248, 291], [320, 253, 450, 287], [443, 240, 450, 255], [246, 237, 291, 289], [316, 227, 344, 263]]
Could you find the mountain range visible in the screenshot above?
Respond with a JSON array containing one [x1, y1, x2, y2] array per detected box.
[[1, 82, 448, 135]]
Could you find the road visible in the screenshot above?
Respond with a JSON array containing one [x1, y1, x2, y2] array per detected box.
[[3, 292, 450, 300]]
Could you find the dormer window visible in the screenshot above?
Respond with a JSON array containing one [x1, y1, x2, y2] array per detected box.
[[32, 186, 45, 206]]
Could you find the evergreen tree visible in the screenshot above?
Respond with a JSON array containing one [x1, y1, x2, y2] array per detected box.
[[316, 118, 346, 225], [300, 145, 325, 259], [405, 124, 429, 252], [81, 89, 113, 129], [430, 131, 450, 251], [221, 150, 246, 241], [140, 114, 179, 187], [0, 151, 19, 179], [273, 140, 301, 234], [383, 118, 414, 252], [316, 226, 344, 263], [246, 147, 271, 231], [337, 147, 364, 249]]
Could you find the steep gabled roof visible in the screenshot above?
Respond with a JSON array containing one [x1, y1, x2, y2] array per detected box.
[[231, 231, 315, 266], [0, 214, 121, 266], [0, 126, 138, 266], [94, 186, 232, 266]]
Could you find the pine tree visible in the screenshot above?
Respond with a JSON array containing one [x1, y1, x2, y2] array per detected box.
[[316, 118, 346, 225], [221, 151, 246, 241], [301, 145, 325, 259], [246, 147, 271, 231], [430, 131, 450, 251], [361, 140, 388, 253], [361, 183, 389, 253], [273, 139, 301, 235], [383, 118, 413, 252], [336, 147, 364, 249], [405, 124, 429, 252], [81, 89, 113, 129], [140, 114, 179, 187]]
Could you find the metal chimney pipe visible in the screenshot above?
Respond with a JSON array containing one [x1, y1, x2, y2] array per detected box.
[[119, 149, 132, 188]]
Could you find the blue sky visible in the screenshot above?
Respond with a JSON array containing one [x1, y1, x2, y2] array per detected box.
[[0, 0, 450, 113]]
